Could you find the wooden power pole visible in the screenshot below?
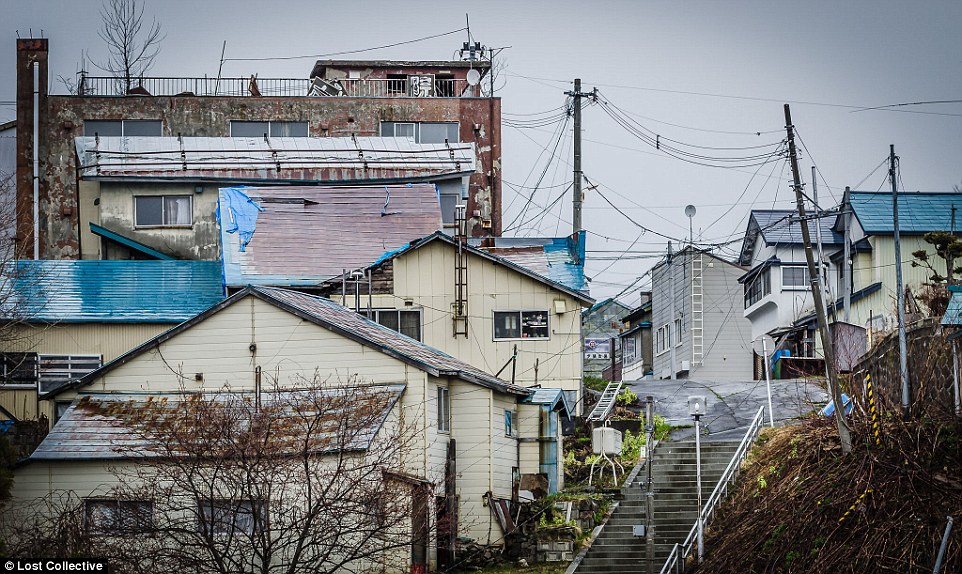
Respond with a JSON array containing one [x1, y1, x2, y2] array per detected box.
[[784, 104, 852, 453]]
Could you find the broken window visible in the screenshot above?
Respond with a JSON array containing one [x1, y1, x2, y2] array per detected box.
[[84, 499, 154, 535], [197, 499, 268, 536], [134, 195, 192, 227], [493, 311, 549, 340]]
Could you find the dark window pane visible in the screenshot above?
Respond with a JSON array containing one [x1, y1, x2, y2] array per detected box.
[[231, 121, 270, 137], [440, 194, 459, 224], [494, 311, 520, 339], [399, 310, 421, 341], [135, 196, 163, 226], [123, 120, 162, 136], [521, 311, 549, 339], [270, 121, 308, 137], [84, 120, 123, 137], [377, 310, 399, 332]]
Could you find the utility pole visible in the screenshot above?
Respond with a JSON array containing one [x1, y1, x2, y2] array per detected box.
[[843, 187, 852, 322], [644, 396, 655, 574], [891, 144, 911, 419], [565, 79, 596, 233], [784, 104, 852, 453], [668, 242, 677, 380]]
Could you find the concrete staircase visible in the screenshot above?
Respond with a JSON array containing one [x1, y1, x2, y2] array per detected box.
[[572, 440, 741, 574]]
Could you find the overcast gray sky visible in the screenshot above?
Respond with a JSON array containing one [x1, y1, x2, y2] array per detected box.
[[3, 0, 961, 302]]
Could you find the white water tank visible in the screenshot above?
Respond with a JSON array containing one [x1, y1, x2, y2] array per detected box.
[[592, 426, 623, 455]]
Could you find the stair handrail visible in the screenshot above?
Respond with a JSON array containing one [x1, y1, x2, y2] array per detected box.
[[659, 405, 767, 574]]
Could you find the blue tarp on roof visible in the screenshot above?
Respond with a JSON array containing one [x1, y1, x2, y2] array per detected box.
[[468, 231, 588, 294], [849, 191, 962, 234], [2, 260, 224, 323]]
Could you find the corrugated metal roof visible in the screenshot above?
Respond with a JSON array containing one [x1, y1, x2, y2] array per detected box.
[[374, 232, 593, 304], [848, 191, 962, 235], [258, 287, 528, 394], [739, 210, 841, 265], [1, 260, 224, 323], [220, 184, 442, 287], [75, 136, 476, 183], [468, 232, 588, 293], [31, 385, 404, 461]]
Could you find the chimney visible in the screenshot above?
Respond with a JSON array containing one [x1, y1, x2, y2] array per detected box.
[[16, 38, 48, 259]]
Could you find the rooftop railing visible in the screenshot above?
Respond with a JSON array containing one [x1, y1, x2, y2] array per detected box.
[[72, 74, 474, 98]]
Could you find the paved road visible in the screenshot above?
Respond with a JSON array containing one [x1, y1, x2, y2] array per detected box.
[[624, 377, 829, 441]]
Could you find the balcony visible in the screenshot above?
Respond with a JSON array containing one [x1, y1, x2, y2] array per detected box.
[[72, 74, 475, 98]]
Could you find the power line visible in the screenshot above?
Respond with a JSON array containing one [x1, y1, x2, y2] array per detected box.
[[223, 27, 468, 62]]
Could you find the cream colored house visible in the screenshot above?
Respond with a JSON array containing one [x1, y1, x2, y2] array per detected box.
[[0, 260, 223, 423], [13, 287, 567, 570], [325, 232, 594, 407]]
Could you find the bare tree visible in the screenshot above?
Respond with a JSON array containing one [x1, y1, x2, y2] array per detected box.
[[96, 0, 164, 94], [3, 377, 427, 574]]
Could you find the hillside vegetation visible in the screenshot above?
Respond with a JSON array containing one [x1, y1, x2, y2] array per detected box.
[[691, 415, 961, 574]]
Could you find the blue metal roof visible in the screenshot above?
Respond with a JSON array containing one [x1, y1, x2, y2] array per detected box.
[[849, 191, 962, 235], [467, 231, 589, 295], [3, 260, 225, 323], [89, 223, 176, 260]]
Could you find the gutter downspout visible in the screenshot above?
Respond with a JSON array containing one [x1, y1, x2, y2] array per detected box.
[[33, 61, 39, 260]]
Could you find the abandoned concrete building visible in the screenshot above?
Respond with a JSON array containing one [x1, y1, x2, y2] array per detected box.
[[14, 38, 502, 261]]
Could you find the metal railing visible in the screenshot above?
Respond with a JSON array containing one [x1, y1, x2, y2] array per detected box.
[[659, 405, 767, 574], [72, 74, 471, 98]]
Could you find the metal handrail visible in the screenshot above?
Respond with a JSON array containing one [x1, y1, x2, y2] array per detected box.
[[659, 405, 767, 574]]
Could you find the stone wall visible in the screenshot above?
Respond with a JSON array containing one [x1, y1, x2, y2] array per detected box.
[[853, 318, 958, 418]]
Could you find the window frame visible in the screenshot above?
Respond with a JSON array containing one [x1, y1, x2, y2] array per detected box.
[[229, 120, 309, 138], [744, 268, 771, 308], [655, 323, 671, 356], [84, 498, 154, 535], [492, 310, 550, 341], [379, 121, 459, 144], [781, 265, 810, 291], [437, 386, 451, 433], [133, 194, 193, 228], [83, 119, 162, 137], [197, 498, 268, 536], [504, 409, 516, 438], [623, 336, 637, 365], [674, 318, 683, 348], [372, 308, 422, 342]]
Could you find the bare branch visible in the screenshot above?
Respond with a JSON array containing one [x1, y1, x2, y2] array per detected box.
[[94, 0, 165, 93]]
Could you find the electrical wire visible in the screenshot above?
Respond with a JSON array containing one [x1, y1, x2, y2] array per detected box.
[[223, 28, 468, 62]]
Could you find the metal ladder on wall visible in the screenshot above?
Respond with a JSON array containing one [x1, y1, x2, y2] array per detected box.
[[453, 205, 468, 338], [690, 251, 704, 367], [587, 381, 623, 422]]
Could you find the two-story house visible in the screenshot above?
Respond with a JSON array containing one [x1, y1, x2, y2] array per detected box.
[[651, 246, 752, 380]]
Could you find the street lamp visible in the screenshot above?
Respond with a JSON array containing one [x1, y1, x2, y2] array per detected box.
[[688, 395, 707, 564]]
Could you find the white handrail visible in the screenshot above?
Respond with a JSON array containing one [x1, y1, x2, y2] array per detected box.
[[659, 405, 766, 574]]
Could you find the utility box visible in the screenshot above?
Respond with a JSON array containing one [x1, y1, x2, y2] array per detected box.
[[592, 426, 623, 455]]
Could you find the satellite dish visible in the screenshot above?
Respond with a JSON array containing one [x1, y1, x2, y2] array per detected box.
[[752, 334, 777, 357], [466, 69, 481, 86], [685, 204, 697, 218]]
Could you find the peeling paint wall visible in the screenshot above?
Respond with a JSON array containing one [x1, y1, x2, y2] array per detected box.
[[16, 41, 502, 259]]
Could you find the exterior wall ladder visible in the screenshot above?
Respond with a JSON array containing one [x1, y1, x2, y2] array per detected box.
[[453, 205, 468, 338], [691, 251, 704, 367]]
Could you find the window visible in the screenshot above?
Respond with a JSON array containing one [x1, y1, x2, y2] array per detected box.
[[0, 352, 38, 387], [439, 192, 461, 225], [744, 269, 771, 308], [39, 354, 102, 395], [493, 311, 549, 340], [84, 119, 162, 137], [380, 121, 459, 144], [623, 337, 637, 365], [504, 410, 515, 437], [198, 499, 267, 535], [84, 499, 153, 535], [674, 318, 683, 347], [437, 386, 450, 433], [134, 195, 192, 227], [373, 309, 422, 341], [230, 120, 308, 137], [655, 324, 671, 356], [782, 266, 810, 289]]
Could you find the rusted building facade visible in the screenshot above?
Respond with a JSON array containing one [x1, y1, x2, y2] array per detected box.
[[14, 39, 502, 260]]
